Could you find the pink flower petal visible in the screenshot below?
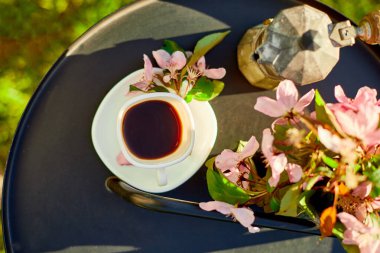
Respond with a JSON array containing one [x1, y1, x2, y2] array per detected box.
[[355, 86, 378, 105], [152, 49, 171, 69], [231, 207, 260, 233], [254, 97, 286, 117], [355, 204, 367, 222], [215, 136, 258, 175], [204, 68, 226, 79], [230, 207, 255, 227], [133, 81, 150, 91], [352, 182, 372, 199], [248, 226, 260, 233], [215, 150, 240, 173], [318, 126, 343, 153], [335, 85, 350, 103], [163, 74, 171, 83], [293, 89, 315, 113], [285, 163, 303, 183], [223, 167, 241, 185], [338, 213, 380, 253], [232, 208, 259, 233], [117, 152, 131, 166], [271, 117, 290, 130], [143, 54, 153, 82], [334, 109, 358, 138], [261, 128, 274, 158], [268, 153, 287, 187], [262, 128, 288, 187], [276, 80, 298, 110], [239, 136, 259, 161], [337, 212, 368, 234], [199, 201, 260, 234], [334, 102, 380, 147], [371, 197, 380, 209], [363, 129, 380, 147], [196, 56, 206, 73], [199, 201, 232, 215], [360, 242, 380, 253], [170, 51, 187, 70]]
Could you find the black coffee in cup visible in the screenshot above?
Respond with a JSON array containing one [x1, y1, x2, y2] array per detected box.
[[122, 100, 182, 160]]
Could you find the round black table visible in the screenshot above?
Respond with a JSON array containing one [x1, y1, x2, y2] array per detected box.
[[3, 0, 380, 252]]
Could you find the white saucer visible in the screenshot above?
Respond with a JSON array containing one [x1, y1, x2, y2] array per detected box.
[[91, 69, 218, 193]]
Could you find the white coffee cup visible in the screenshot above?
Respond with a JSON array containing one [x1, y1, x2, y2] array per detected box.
[[116, 92, 195, 186]]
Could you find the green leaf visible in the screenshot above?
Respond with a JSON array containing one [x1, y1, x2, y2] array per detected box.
[[188, 79, 224, 102], [148, 86, 169, 93], [342, 244, 360, 253], [276, 183, 301, 217], [205, 158, 250, 205], [305, 175, 322, 190], [273, 124, 292, 141], [181, 31, 230, 77], [184, 93, 194, 103], [162, 39, 185, 54], [188, 77, 214, 101], [269, 197, 280, 212], [332, 222, 345, 240], [322, 155, 338, 169], [205, 157, 215, 171], [366, 169, 380, 198], [129, 85, 144, 92], [316, 166, 334, 178], [266, 183, 276, 193], [236, 140, 248, 153], [315, 89, 345, 135], [191, 31, 230, 66], [298, 190, 317, 222], [209, 80, 224, 100], [315, 89, 333, 127]]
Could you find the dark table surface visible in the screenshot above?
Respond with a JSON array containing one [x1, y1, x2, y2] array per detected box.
[[3, 0, 380, 252]]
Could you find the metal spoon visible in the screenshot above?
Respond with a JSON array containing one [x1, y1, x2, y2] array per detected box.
[[105, 176, 321, 235]]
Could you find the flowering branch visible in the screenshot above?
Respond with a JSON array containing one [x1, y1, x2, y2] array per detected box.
[[129, 31, 230, 102], [201, 80, 380, 252]]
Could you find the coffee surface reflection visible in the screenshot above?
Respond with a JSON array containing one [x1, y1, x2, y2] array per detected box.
[[122, 100, 182, 160]]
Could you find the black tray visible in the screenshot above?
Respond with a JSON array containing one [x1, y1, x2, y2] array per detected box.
[[3, 0, 380, 252]]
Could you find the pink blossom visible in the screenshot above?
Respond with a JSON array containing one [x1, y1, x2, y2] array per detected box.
[[117, 152, 131, 166], [317, 126, 356, 161], [337, 212, 380, 253], [196, 56, 226, 79], [133, 54, 154, 91], [372, 198, 380, 210], [352, 182, 380, 222], [328, 85, 380, 147], [152, 50, 186, 82], [215, 136, 259, 189], [262, 128, 303, 187], [332, 85, 379, 112], [333, 102, 380, 147], [355, 197, 380, 223], [353, 182, 373, 199], [254, 80, 315, 118], [199, 201, 260, 233], [285, 163, 303, 183]]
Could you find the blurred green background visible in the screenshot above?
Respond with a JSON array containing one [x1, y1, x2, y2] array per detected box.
[[0, 0, 378, 251]]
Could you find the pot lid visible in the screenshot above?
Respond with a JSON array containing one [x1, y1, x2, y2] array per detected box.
[[256, 5, 340, 85]]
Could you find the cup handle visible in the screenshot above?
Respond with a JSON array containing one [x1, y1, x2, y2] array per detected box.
[[156, 168, 168, 186]]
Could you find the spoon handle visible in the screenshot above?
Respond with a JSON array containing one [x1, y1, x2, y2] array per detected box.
[[105, 177, 321, 235]]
